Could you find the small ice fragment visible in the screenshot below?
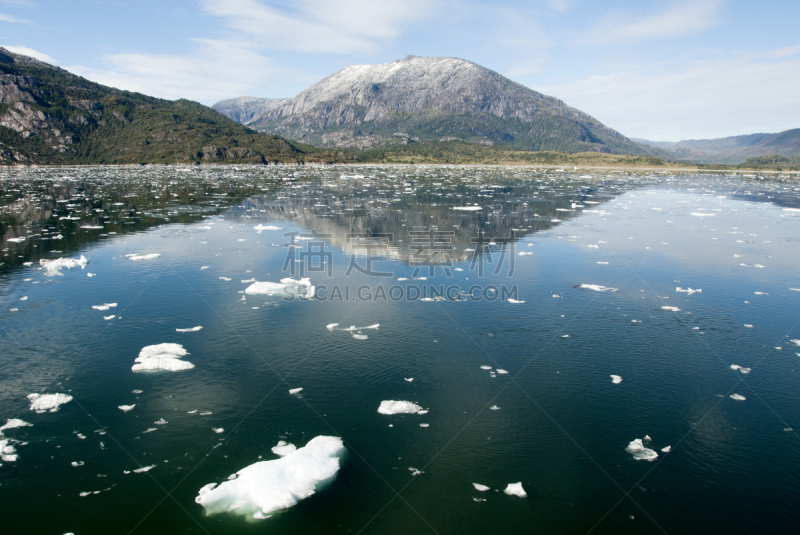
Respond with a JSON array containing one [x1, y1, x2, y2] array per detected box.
[[27, 393, 73, 413], [730, 394, 746, 401], [92, 303, 117, 311], [126, 253, 160, 261], [480, 366, 492, 370], [496, 369, 508, 374], [744, 324, 753, 328], [730, 364, 741, 371], [453, 206, 483, 211], [420, 423, 429, 427], [154, 418, 168, 425], [176, 326, 203, 333], [104, 315, 115, 320], [473, 483, 490, 492], [289, 388, 303, 395], [200, 266, 209, 270], [353, 334, 368, 340], [676, 287, 702, 295], [489, 405, 501, 410], [507, 298, 525, 304], [377, 400, 424, 415], [661, 446, 672, 453], [580, 284, 618, 292], [610, 375, 623, 384], [404, 378, 414, 382], [87, 273, 95, 277], [662, 306, 681, 312], [212, 428, 224, 434], [504, 482, 527, 497], [71, 461, 84, 467], [118, 405, 135, 412], [133, 465, 156, 473], [625, 438, 658, 461], [219, 276, 232, 281], [20, 296, 28, 301], [271, 440, 297, 457], [254, 224, 282, 233], [132, 343, 194, 373], [132, 390, 143, 394], [326, 323, 339, 330]]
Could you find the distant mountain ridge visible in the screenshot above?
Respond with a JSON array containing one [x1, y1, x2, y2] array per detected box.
[[634, 129, 800, 164], [218, 56, 655, 155], [212, 96, 288, 125], [0, 47, 304, 164]]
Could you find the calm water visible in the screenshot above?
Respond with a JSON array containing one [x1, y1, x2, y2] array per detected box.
[[1, 165, 800, 534]]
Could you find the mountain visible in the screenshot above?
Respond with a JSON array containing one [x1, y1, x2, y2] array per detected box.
[[212, 96, 288, 125], [0, 47, 306, 165], [634, 129, 800, 164], [242, 55, 654, 155]]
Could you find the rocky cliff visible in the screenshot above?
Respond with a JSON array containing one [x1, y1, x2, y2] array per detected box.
[[212, 96, 288, 125]]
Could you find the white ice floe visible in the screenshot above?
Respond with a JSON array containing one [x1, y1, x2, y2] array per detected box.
[[126, 253, 160, 261], [254, 224, 283, 233], [289, 388, 303, 395], [352, 334, 368, 340], [245, 278, 315, 298], [473, 483, 490, 492], [691, 212, 716, 217], [676, 287, 702, 295], [453, 206, 483, 211], [744, 324, 753, 328], [195, 436, 345, 521], [489, 405, 501, 410], [325, 323, 339, 330], [661, 306, 681, 312], [104, 315, 115, 321], [580, 284, 618, 292], [92, 303, 117, 311], [118, 405, 135, 412], [610, 375, 623, 384], [213, 428, 224, 434], [496, 369, 508, 374], [789, 340, 800, 346], [730, 394, 746, 401], [40, 255, 88, 276], [133, 465, 156, 473], [176, 326, 203, 333], [27, 393, 73, 413], [404, 378, 414, 382], [626, 438, 658, 461], [740, 263, 767, 268], [480, 366, 492, 370], [504, 482, 527, 497], [0, 419, 32, 433], [507, 299, 525, 304], [132, 343, 194, 373], [271, 441, 297, 457], [377, 400, 425, 415], [661, 446, 672, 453]]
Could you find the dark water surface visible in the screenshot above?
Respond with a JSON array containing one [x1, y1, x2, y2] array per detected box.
[[1, 165, 800, 534]]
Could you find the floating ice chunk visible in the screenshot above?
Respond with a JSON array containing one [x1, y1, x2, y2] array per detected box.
[[213, 428, 224, 434], [504, 482, 527, 497], [730, 394, 746, 401], [489, 405, 501, 410], [195, 436, 345, 521], [378, 400, 424, 415], [176, 326, 203, 333], [404, 378, 414, 382], [326, 323, 339, 330], [132, 343, 194, 373], [480, 366, 492, 370], [271, 441, 297, 457], [92, 303, 117, 311], [87, 273, 95, 277], [133, 465, 155, 473], [661, 306, 681, 312], [691, 212, 716, 217], [496, 369, 508, 374], [453, 206, 483, 211], [625, 438, 658, 461], [352, 334, 368, 340], [740, 263, 767, 268], [473, 483, 490, 492], [154, 418, 168, 425], [676, 287, 702, 295], [71, 461, 84, 467], [507, 298, 525, 304], [610, 375, 623, 384], [7, 237, 26, 243], [790, 288, 800, 292], [420, 423, 429, 428], [661, 446, 671, 453], [220, 276, 233, 281], [118, 405, 135, 412], [254, 224, 283, 233], [597, 261, 609, 264], [104, 315, 115, 320], [409, 467, 424, 476], [744, 324, 753, 328], [289, 388, 303, 395], [40, 255, 88, 276], [245, 278, 314, 298], [730, 364, 741, 371], [126, 253, 160, 261], [789, 340, 800, 346], [580, 284, 618, 292], [19, 296, 27, 301], [27, 393, 73, 413]]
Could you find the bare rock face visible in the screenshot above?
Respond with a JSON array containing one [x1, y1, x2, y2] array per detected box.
[[246, 55, 649, 154], [212, 96, 288, 125]]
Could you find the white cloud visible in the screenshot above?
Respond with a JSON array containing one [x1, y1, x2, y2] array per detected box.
[[201, 0, 433, 55], [68, 40, 307, 103], [0, 12, 30, 23], [1, 44, 55, 63], [534, 51, 800, 140], [583, 0, 724, 45]]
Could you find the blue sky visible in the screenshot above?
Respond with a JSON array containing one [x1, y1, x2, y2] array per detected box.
[[2, 0, 799, 141]]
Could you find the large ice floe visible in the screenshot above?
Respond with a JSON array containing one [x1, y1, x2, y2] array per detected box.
[[0, 419, 33, 463], [132, 343, 194, 373], [625, 437, 658, 461], [40, 255, 88, 276], [27, 393, 73, 413], [245, 278, 315, 299], [504, 482, 527, 497], [377, 400, 426, 415], [126, 253, 161, 261], [195, 436, 346, 521]]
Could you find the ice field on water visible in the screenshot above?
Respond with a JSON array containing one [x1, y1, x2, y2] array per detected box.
[[1, 164, 800, 534]]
